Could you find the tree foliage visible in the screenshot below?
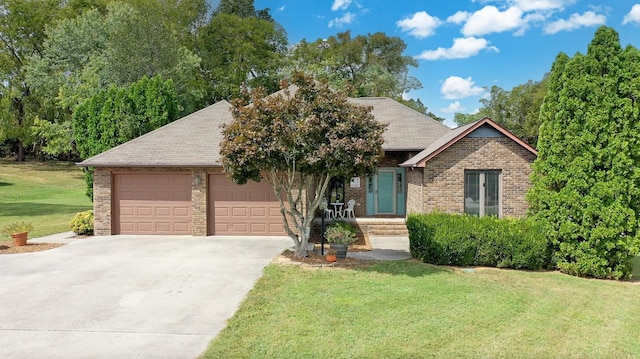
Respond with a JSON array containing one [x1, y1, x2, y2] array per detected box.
[[527, 26, 640, 279], [220, 72, 386, 257], [287, 31, 421, 100], [454, 78, 547, 146], [73, 76, 178, 198], [27, 2, 204, 116], [0, 0, 95, 160], [194, 12, 286, 102]]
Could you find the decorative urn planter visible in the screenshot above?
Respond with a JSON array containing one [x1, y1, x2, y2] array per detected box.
[[329, 243, 349, 259]]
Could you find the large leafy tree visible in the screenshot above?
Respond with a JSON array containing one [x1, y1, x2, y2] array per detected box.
[[454, 77, 547, 147], [527, 26, 640, 279], [25, 2, 205, 158], [287, 31, 421, 101], [221, 72, 386, 257], [194, 11, 286, 102], [27, 2, 204, 116], [0, 0, 98, 160], [73, 76, 178, 198]]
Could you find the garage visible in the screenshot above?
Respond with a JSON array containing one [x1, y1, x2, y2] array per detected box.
[[112, 173, 192, 235], [208, 174, 285, 235]]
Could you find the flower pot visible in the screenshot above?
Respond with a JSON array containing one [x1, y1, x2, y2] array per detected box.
[[11, 232, 28, 246], [326, 253, 337, 263], [330, 243, 348, 259]]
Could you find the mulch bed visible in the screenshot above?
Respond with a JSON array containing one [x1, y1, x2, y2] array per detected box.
[[0, 240, 64, 254], [273, 248, 373, 269]]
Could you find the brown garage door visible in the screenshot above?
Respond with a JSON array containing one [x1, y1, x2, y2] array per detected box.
[[208, 174, 285, 235], [113, 173, 192, 235]]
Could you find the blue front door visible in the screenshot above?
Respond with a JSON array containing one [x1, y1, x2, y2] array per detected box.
[[376, 170, 395, 213], [366, 168, 406, 215]]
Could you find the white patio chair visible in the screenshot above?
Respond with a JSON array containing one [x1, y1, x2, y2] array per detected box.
[[342, 199, 355, 218], [321, 198, 334, 219]]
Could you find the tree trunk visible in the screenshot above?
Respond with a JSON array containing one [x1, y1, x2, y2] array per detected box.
[[293, 239, 307, 258], [16, 140, 25, 162]]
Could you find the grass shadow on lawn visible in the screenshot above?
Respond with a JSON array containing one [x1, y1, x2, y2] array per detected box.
[[0, 202, 91, 217], [0, 181, 12, 187], [355, 258, 452, 278]]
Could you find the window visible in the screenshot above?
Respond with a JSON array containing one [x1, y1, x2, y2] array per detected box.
[[464, 170, 500, 217]]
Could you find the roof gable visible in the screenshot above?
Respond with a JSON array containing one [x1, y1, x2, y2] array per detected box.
[[400, 117, 537, 167]]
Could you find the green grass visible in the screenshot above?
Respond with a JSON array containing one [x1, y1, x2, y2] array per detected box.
[[202, 260, 640, 359], [0, 159, 91, 237]]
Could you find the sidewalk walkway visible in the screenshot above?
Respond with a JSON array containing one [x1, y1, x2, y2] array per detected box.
[[348, 236, 411, 260], [29, 231, 77, 243]]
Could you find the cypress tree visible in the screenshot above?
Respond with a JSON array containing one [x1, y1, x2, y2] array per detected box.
[[527, 26, 640, 279]]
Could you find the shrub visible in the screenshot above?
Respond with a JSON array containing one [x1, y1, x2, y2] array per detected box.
[[324, 221, 358, 245], [69, 210, 94, 235], [407, 213, 550, 270]]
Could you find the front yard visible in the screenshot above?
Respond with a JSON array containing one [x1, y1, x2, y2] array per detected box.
[[0, 159, 91, 238], [202, 260, 640, 358]]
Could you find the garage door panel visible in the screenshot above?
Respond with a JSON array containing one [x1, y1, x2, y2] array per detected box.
[[113, 173, 192, 235], [231, 207, 248, 216], [154, 223, 171, 232], [173, 207, 190, 217], [137, 206, 153, 216], [155, 207, 171, 216], [208, 174, 284, 236], [250, 207, 267, 217]]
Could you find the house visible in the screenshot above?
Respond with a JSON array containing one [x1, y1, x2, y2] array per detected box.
[[79, 97, 537, 237]]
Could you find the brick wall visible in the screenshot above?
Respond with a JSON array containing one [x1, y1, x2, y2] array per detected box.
[[421, 137, 535, 218], [93, 168, 112, 236]]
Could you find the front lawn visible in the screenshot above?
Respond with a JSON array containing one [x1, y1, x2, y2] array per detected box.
[[202, 260, 640, 358], [0, 159, 91, 238]]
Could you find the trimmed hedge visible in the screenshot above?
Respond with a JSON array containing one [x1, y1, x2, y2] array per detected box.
[[69, 210, 94, 235], [407, 213, 550, 270]]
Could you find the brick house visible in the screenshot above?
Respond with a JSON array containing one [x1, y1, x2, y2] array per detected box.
[[79, 97, 537, 237]]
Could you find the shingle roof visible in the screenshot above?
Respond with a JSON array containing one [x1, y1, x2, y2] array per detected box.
[[78, 96, 453, 168], [400, 117, 538, 167], [348, 97, 451, 151], [78, 100, 233, 167]]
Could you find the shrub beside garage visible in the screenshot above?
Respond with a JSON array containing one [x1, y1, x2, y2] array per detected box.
[[407, 213, 550, 270]]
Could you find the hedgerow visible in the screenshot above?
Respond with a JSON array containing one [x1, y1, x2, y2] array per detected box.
[[407, 213, 550, 270]]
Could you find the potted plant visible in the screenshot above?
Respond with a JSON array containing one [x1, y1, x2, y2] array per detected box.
[[325, 248, 338, 263], [2, 221, 34, 246], [324, 221, 357, 258]]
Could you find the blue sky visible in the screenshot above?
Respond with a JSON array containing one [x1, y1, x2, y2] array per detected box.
[[241, 1, 640, 126]]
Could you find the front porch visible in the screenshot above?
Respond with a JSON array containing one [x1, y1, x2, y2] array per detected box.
[[311, 217, 408, 249]]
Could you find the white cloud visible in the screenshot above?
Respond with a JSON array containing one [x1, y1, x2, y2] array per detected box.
[[415, 37, 498, 61], [328, 12, 355, 28], [441, 101, 465, 114], [462, 6, 525, 36], [543, 11, 606, 34], [397, 11, 441, 38], [278, 5, 285, 12], [623, 4, 640, 25], [331, 0, 351, 11], [441, 76, 486, 100], [511, 0, 571, 12], [447, 11, 470, 24]]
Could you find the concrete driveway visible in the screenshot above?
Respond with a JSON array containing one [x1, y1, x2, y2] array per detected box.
[[0, 235, 291, 359]]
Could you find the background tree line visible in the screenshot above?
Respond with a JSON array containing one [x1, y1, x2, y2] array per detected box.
[[0, 0, 441, 162]]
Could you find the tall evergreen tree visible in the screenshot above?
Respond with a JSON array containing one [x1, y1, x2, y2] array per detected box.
[[73, 76, 178, 198], [527, 26, 640, 279]]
